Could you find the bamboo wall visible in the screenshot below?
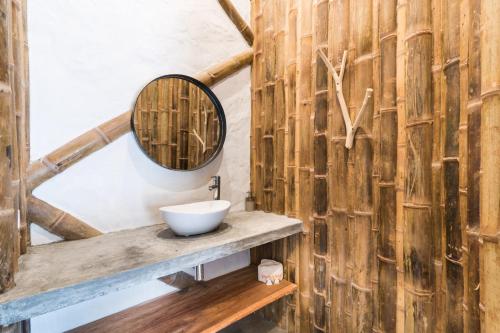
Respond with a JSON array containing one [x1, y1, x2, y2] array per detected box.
[[133, 78, 220, 170], [250, 0, 500, 332], [0, 0, 28, 293]]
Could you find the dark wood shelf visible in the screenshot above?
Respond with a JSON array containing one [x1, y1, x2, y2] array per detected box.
[[69, 266, 296, 333]]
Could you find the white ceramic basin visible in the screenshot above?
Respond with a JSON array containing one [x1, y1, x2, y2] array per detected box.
[[159, 200, 231, 236]]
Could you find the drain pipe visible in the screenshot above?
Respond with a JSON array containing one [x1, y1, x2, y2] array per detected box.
[[194, 264, 205, 281]]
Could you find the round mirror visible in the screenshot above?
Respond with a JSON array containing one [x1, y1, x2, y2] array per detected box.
[[131, 74, 226, 171]]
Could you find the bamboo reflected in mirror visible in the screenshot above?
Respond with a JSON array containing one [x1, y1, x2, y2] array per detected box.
[[131, 75, 226, 171]]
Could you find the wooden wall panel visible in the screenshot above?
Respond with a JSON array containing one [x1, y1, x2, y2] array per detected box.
[[251, 0, 496, 332]]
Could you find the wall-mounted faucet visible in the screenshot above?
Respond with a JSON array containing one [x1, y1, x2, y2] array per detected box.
[[209, 176, 221, 200]]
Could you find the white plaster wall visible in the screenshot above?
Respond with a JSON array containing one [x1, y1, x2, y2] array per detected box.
[[28, 1, 251, 331]]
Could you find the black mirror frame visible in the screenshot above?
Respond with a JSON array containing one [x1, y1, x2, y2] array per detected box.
[[130, 74, 227, 172]]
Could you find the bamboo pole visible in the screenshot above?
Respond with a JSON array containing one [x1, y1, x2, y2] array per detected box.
[[27, 196, 101, 240], [27, 49, 253, 191], [261, 0, 275, 213], [274, 0, 286, 215], [442, 0, 464, 331], [285, 0, 297, 219], [371, 0, 381, 329], [395, 1, 407, 330], [328, 1, 350, 332], [312, 0, 329, 330], [464, 0, 481, 331], [349, 0, 374, 331], [403, 1, 435, 331], [218, 0, 254, 46], [250, 0, 263, 209], [479, 0, 500, 332], [0, 0, 16, 294], [430, 0, 444, 331], [297, 0, 313, 331], [377, 0, 398, 331]]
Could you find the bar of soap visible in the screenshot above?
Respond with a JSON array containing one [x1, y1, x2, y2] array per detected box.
[[258, 259, 283, 285]]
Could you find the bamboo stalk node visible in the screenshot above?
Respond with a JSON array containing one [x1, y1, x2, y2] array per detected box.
[[317, 49, 373, 149]]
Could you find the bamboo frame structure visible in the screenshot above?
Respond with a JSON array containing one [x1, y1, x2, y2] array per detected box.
[[27, 197, 101, 240], [27, 49, 253, 192], [218, 0, 254, 46], [24, 49, 252, 240]]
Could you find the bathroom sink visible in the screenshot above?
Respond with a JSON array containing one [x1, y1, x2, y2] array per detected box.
[[159, 200, 231, 236]]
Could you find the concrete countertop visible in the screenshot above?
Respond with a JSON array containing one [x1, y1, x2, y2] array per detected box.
[[0, 210, 302, 325]]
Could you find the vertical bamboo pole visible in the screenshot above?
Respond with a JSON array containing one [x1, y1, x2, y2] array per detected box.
[[262, 0, 275, 212], [479, 0, 500, 331], [395, 0, 407, 331], [12, 1, 29, 253], [328, 1, 350, 332], [165, 79, 172, 166], [0, 0, 16, 293], [274, 0, 286, 215], [430, 0, 445, 331], [442, 0, 464, 331], [349, 0, 374, 331], [170, 78, 179, 167], [285, 0, 297, 219], [403, 0, 435, 331], [297, 0, 313, 331], [7, 0, 18, 268], [312, 0, 329, 331], [377, 0, 398, 331], [250, 0, 264, 210], [458, 0, 470, 330], [370, 0, 381, 329], [283, 0, 300, 330], [178, 80, 189, 170], [157, 79, 168, 166], [464, 0, 481, 331]]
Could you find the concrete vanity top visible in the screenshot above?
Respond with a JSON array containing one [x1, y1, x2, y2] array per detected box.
[[0, 210, 302, 325]]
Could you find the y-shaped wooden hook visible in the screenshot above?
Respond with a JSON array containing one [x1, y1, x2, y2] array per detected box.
[[317, 48, 373, 149]]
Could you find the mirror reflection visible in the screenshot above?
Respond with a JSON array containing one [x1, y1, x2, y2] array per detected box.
[[132, 76, 225, 171]]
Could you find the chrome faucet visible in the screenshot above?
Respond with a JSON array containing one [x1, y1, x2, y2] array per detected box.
[[209, 176, 221, 200]]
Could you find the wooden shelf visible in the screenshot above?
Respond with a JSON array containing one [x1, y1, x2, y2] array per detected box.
[[0, 211, 302, 325], [69, 266, 296, 333]]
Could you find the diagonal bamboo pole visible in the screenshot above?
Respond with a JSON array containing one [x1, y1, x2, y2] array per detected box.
[[218, 0, 254, 46], [27, 49, 253, 192], [27, 196, 101, 240]]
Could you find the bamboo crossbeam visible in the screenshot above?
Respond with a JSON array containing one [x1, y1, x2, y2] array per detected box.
[[218, 0, 254, 46], [27, 196, 101, 240], [27, 49, 253, 191]]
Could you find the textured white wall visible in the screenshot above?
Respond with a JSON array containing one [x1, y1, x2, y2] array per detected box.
[[28, 0, 251, 331]]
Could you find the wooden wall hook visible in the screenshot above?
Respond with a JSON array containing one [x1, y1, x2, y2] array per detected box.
[[317, 48, 373, 149]]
